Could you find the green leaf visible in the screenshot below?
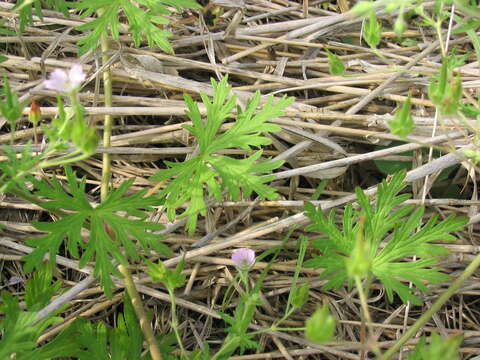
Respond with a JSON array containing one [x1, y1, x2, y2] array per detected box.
[[363, 11, 382, 49], [388, 93, 415, 137], [305, 304, 336, 344], [305, 171, 468, 305], [452, 19, 480, 34], [24, 166, 172, 297], [287, 236, 309, 310], [326, 49, 345, 76], [151, 76, 294, 234], [394, 14, 407, 37], [291, 282, 309, 308]]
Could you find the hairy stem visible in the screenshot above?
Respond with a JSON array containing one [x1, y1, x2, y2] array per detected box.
[[118, 265, 163, 360], [382, 252, 480, 360]]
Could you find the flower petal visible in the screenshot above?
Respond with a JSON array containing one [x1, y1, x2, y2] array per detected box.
[[68, 64, 86, 87], [44, 68, 68, 91], [232, 248, 256, 269]]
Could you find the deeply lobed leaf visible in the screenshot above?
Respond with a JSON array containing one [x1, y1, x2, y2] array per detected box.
[[305, 171, 468, 304], [151, 76, 294, 234], [24, 166, 172, 296]]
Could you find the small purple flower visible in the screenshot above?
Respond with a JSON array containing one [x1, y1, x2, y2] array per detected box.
[[232, 248, 255, 270], [44, 64, 86, 93]]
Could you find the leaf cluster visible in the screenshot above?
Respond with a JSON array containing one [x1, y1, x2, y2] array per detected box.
[[24, 166, 172, 296], [147, 256, 186, 291], [151, 76, 294, 234], [304, 171, 468, 305], [73, 0, 200, 54], [388, 93, 415, 137]]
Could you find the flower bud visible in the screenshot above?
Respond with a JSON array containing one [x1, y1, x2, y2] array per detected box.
[[28, 100, 41, 126]]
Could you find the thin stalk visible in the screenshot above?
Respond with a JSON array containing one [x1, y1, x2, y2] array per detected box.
[[382, 252, 480, 360], [355, 275, 381, 359], [40, 151, 89, 168], [167, 287, 186, 356], [98, 15, 113, 202], [118, 265, 163, 360]]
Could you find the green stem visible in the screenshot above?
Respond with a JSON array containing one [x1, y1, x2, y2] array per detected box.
[[39, 150, 87, 168], [250, 326, 306, 336], [167, 287, 186, 356], [275, 307, 296, 328], [435, 22, 445, 56], [355, 275, 381, 358], [239, 269, 250, 293], [98, 12, 113, 202], [382, 252, 480, 360]]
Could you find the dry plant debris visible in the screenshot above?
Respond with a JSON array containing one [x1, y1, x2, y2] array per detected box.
[[1, 0, 480, 359]]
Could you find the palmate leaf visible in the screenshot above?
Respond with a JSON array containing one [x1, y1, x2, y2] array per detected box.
[[151, 76, 294, 234], [74, 0, 200, 54], [24, 166, 172, 296], [305, 171, 468, 305]]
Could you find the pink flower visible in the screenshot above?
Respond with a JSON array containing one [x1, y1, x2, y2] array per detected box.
[[232, 248, 255, 270], [44, 64, 86, 93]]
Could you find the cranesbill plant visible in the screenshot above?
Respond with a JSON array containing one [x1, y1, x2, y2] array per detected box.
[[304, 171, 468, 305], [151, 76, 294, 234]]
